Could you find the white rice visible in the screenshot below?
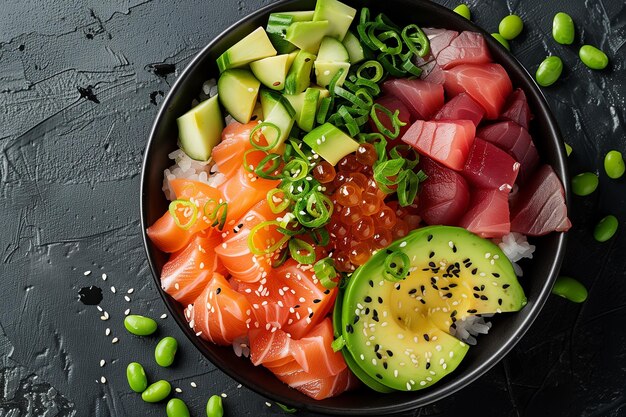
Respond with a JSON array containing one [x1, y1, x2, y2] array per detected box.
[[494, 232, 536, 277], [450, 315, 493, 346], [232, 335, 250, 358], [162, 148, 226, 201]]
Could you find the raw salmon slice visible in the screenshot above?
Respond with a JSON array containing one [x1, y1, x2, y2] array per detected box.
[[186, 272, 251, 346], [160, 230, 226, 306], [401, 119, 476, 171], [211, 121, 259, 178], [146, 211, 194, 253], [170, 178, 225, 233], [444, 63, 513, 119], [237, 274, 295, 333]]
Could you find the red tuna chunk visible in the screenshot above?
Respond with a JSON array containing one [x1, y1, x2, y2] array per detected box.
[[437, 31, 492, 69], [383, 78, 445, 120], [417, 157, 471, 226], [500, 88, 532, 130], [510, 165, 571, 236], [444, 63, 513, 119], [370, 95, 412, 140], [478, 121, 540, 183], [433, 93, 485, 127], [463, 138, 519, 190], [459, 188, 510, 238], [423, 28, 459, 58], [401, 119, 476, 171]]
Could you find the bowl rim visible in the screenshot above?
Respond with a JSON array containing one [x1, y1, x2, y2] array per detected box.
[[140, 0, 569, 414]]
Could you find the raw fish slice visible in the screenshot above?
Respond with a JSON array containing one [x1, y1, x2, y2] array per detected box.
[[444, 63, 512, 119], [423, 28, 459, 58], [478, 121, 540, 183], [500, 88, 532, 130], [433, 93, 485, 127], [401, 119, 476, 171], [237, 274, 295, 333], [249, 327, 295, 367], [290, 319, 346, 377], [146, 211, 194, 253], [383, 78, 444, 120], [211, 121, 259, 178], [187, 272, 251, 346], [417, 157, 470, 226], [462, 138, 519, 190], [510, 165, 571, 236], [437, 31, 492, 69], [459, 188, 511, 238], [269, 360, 359, 400]]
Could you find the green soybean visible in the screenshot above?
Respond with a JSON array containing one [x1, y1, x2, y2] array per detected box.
[[552, 276, 588, 303], [491, 33, 510, 50], [565, 143, 573, 157], [552, 12, 575, 45], [579, 45, 609, 70], [124, 314, 158, 336], [166, 398, 191, 417], [126, 362, 148, 393], [141, 380, 171, 403], [155, 336, 178, 367], [498, 14, 524, 40], [535, 56, 563, 87], [453, 4, 471, 20], [594, 215, 618, 242], [571, 172, 599, 196], [604, 150, 625, 179], [206, 395, 224, 417]]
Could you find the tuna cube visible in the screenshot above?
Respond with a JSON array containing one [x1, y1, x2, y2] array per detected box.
[[462, 138, 519, 190]]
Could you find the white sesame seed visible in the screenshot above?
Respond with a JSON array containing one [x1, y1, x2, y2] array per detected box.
[[175, 388, 183, 393], [84, 270, 91, 276], [420, 381, 426, 386], [124, 309, 130, 316], [105, 328, 110, 336], [485, 252, 491, 258], [127, 288, 134, 294], [265, 402, 272, 407], [124, 296, 131, 302], [237, 384, 242, 388], [406, 382, 412, 390], [112, 337, 119, 344], [399, 241, 407, 248], [100, 376, 106, 383], [190, 382, 197, 388], [101, 273, 107, 280], [100, 359, 105, 367], [110, 286, 116, 294], [221, 393, 227, 398], [97, 306, 103, 312], [160, 314, 167, 319]]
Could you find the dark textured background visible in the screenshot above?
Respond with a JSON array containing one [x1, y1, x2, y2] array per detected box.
[[0, 0, 625, 416]]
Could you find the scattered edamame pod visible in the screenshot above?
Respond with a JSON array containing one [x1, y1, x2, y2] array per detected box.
[[155, 336, 178, 367], [166, 398, 191, 417], [491, 33, 510, 50], [141, 380, 171, 403], [535, 56, 563, 87], [552, 276, 588, 303], [579, 45, 609, 70], [453, 4, 471, 20], [206, 395, 224, 417], [552, 12, 575, 45], [594, 215, 618, 242], [126, 362, 148, 393], [571, 172, 599, 196], [565, 143, 573, 156], [604, 150, 625, 179], [498, 14, 524, 40], [124, 314, 158, 336]]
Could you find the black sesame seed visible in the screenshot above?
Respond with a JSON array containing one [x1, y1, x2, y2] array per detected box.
[[451, 317, 457, 323], [390, 262, 397, 268], [503, 284, 510, 289], [473, 286, 481, 292], [376, 352, 382, 360], [383, 362, 388, 369], [313, 299, 321, 304], [467, 309, 477, 313], [409, 289, 417, 295], [492, 273, 500, 278], [480, 285, 485, 291], [216, 287, 222, 294], [451, 323, 457, 329], [426, 362, 431, 369], [377, 297, 382, 304], [449, 283, 458, 288], [375, 344, 380, 352], [480, 295, 488, 301], [452, 245, 457, 253], [471, 268, 478, 275], [369, 280, 374, 288], [353, 315, 360, 324], [427, 234, 433, 241], [323, 289, 331, 294], [451, 310, 457, 317], [372, 316, 380, 322], [429, 251, 435, 258], [420, 299, 426, 304], [441, 286, 449, 291], [294, 304, 300, 309], [386, 350, 394, 357], [423, 334, 430, 341], [304, 58, 311, 62], [309, 312, 314, 318], [463, 258, 470, 263], [376, 373, 383, 379], [365, 308, 370, 315], [444, 293, 452, 298], [346, 324, 353, 333], [386, 249, 393, 254], [364, 296, 372, 303], [432, 285, 439, 290], [420, 285, 426, 293], [498, 298, 503, 306], [473, 293, 479, 299]]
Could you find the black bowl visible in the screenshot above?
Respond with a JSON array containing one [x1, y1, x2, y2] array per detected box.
[[140, 0, 569, 414]]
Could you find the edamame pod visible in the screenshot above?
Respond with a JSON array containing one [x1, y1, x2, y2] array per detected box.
[[604, 150, 625, 179], [535, 56, 563, 87], [141, 380, 171, 403], [453, 4, 471, 20], [124, 315, 158, 336], [126, 362, 148, 393], [206, 395, 224, 417], [499, 15, 523, 40], [579, 45, 609, 70], [166, 398, 191, 417], [491, 33, 510, 50], [552, 276, 588, 303], [571, 172, 599, 196], [552, 12, 575, 44], [155, 336, 178, 367], [594, 215, 618, 242]]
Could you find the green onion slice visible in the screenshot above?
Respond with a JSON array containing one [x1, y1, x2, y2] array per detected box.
[[254, 153, 282, 179], [383, 250, 410, 282], [250, 122, 281, 151], [267, 188, 291, 214], [288, 238, 316, 264], [282, 158, 309, 181], [331, 335, 346, 352], [168, 199, 198, 230], [247, 220, 289, 256], [314, 257, 338, 289]]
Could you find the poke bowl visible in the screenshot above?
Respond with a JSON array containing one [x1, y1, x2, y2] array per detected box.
[[140, 0, 570, 414]]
